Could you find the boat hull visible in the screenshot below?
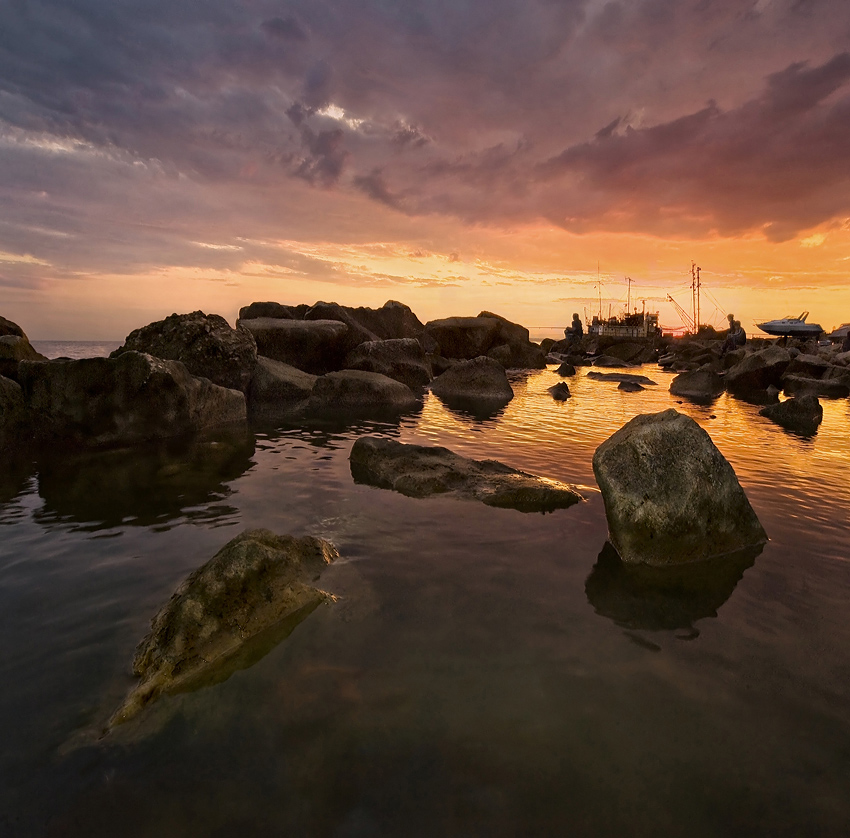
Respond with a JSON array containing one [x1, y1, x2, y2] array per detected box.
[[757, 321, 823, 337]]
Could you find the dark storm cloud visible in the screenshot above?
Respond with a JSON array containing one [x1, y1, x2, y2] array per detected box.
[[536, 52, 850, 239], [2, 0, 850, 289]]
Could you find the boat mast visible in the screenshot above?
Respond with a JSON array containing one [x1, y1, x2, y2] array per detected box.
[[626, 276, 633, 314], [690, 262, 701, 333]]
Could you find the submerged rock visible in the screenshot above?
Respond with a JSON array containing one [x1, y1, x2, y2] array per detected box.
[[112, 311, 258, 393], [18, 351, 246, 448], [592, 409, 766, 565], [618, 381, 645, 392], [586, 371, 657, 386], [759, 395, 823, 436], [111, 529, 338, 726], [548, 382, 571, 400], [350, 436, 583, 512], [430, 356, 514, 411]]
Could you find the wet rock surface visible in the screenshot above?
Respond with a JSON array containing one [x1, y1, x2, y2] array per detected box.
[[343, 338, 432, 389], [112, 311, 258, 393], [759, 395, 823, 436], [592, 409, 767, 565], [18, 351, 246, 448], [548, 382, 571, 400], [350, 436, 584, 512], [430, 356, 514, 411], [556, 362, 576, 377], [111, 528, 338, 726], [618, 381, 645, 392], [781, 374, 849, 399]]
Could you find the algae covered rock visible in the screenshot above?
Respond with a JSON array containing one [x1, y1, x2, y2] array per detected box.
[[592, 409, 766, 565], [350, 436, 583, 512], [111, 529, 338, 725]]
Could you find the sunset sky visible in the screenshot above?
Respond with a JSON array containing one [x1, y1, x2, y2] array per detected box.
[[1, 0, 849, 339]]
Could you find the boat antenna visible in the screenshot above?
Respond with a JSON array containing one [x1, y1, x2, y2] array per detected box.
[[626, 276, 633, 313]]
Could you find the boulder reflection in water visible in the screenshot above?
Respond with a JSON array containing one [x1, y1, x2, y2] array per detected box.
[[585, 541, 762, 632], [35, 428, 256, 531]]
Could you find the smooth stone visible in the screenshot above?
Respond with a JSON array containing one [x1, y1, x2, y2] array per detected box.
[[669, 368, 725, 401], [592, 409, 767, 565], [247, 356, 317, 418], [306, 369, 418, 414], [238, 318, 350, 374], [782, 374, 850, 399], [350, 436, 584, 512], [592, 355, 634, 368], [110, 529, 338, 726], [430, 356, 514, 408]]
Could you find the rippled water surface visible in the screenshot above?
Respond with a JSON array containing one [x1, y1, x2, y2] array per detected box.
[[2, 362, 849, 837]]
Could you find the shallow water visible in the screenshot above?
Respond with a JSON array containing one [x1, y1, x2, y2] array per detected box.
[[1, 363, 849, 837]]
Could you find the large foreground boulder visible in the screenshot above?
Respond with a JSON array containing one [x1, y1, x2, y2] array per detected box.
[[759, 395, 823, 436], [112, 311, 258, 393], [111, 529, 338, 725], [247, 357, 317, 419], [18, 351, 246, 448], [350, 436, 583, 512], [669, 368, 725, 401], [306, 370, 419, 414], [343, 338, 431, 389], [0, 315, 26, 339], [592, 409, 766, 565], [430, 356, 513, 411], [238, 318, 349, 374]]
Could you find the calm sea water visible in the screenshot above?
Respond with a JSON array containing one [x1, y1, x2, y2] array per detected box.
[[1, 350, 849, 836]]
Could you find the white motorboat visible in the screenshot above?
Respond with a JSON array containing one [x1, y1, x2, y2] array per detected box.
[[756, 312, 823, 338]]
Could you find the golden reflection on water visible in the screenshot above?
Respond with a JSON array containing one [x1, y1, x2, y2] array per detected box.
[[401, 365, 850, 549]]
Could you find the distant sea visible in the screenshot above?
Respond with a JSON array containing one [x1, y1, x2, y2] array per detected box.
[[31, 340, 123, 360]]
